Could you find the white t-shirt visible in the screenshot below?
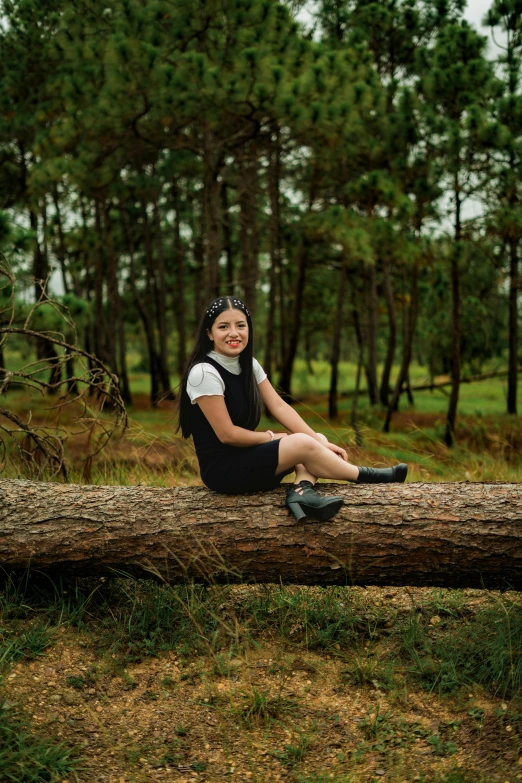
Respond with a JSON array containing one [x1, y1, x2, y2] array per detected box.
[[186, 350, 267, 404]]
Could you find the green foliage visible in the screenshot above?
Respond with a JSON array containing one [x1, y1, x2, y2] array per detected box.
[[398, 597, 522, 697], [0, 688, 77, 783]]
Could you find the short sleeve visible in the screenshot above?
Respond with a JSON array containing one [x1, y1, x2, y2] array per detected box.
[[253, 358, 267, 384], [186, 363, 225, 404]]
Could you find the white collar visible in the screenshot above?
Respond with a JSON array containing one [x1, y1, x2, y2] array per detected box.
[[207, 350, 241, 372]]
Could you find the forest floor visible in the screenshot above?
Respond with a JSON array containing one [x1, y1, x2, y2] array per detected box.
[[2, 377, 522, 782]]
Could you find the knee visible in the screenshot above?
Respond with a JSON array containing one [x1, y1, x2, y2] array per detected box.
[[286, 433, 321, 453], [315, 432, 328, 446]]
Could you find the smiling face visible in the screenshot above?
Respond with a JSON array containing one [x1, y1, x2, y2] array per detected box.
[[207, 308, 249, 357]]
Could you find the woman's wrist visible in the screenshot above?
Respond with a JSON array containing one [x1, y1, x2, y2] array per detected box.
[[266, 430, 274, 442]]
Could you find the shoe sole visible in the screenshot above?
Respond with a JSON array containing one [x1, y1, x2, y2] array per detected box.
[[291, 498, 344, 522]]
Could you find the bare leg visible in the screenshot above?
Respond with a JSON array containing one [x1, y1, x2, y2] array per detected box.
[[288, 433, 330, 495], [277, 433, 359, 482]]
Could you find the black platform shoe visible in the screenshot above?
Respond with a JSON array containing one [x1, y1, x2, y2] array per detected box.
[[286, 480, 344, 522], [356, 463, 408, 484]]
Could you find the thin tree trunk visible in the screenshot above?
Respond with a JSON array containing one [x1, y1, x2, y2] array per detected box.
[[203, 159, 222, 301], [52, 186, 78, 395], [121, 205, 160, 406], [192, 186, 207, 323], [277, 253, 287, 376], [329, 262, 347, 420], [278, 243, 308, 400], [30, 205, 61, 389], [352, 305, 364, 447], [173, 188, 187, 375], [365, 261, 379, 405], [384, 261, 419, 433], [221, 183, 234, 293], [264, 129, 281, 382], [101, 201, 118, 376], [52, 185, 69, 296], [4, 479, 522, 590], [152, 199, 173, 398], [379, 256, 396, 407], [141, 199, 164, 405], [445, 183, 462, 447], [103, 202, 132, 405], [508, 237, 518, 415], [93, 200, 108, 365], [238, 146, 259, 317]]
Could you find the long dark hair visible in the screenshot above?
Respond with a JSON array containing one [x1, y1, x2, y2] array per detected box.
[[176, 296, 262, 438]]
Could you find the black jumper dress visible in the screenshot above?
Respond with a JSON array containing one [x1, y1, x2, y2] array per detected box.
[[189, 356, 290, 494]]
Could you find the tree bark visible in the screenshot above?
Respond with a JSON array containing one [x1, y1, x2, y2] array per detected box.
[[2, 479, 522, 590], [328, 262, 347, 420], [238, 145, 259, 317], [278, 241, 308, 401], [445, 182, 462, 447], [173, 188, 187, 375], [221, 182, 235, 293], [264, 128, 281, 383], [121, 205, 160, 405], [103, 202, 132, 405], [203, 158, 222, 302], [365, 261, 379, 406], [508, 236, 518, 415], [152, 198, 173, 398], [384, 261, 419, 433], [379, 255, 396, 407]]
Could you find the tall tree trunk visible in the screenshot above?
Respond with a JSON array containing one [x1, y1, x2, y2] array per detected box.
[[93, 200, 108, 365], [264, 129, 281, 382], [383, 261, 419, 433], [203, 158, 222, 302], [100, 201, 118, 375], [52, 186, 78, 395], [278, 169, 317, 399], [103, 202, 132, 405], [379, 256, 396, 407], [238, 145, 259, 317], [192, 202, 205, 328], [278, 243, 308, 400], [52, 186, 69, 296], [445, 183, 462, 447], [365, 261, 379, 405], [152, 199, 173, 398], [30, 205, 61, 389], [141, 200, 164, 405], [173, 188, 187, 375], [221, 183, 234, 293], [121, 205, 160, 406], [508, 237, 519, 415], [328, 262, 347, 420], [277, 254, 287, 376]]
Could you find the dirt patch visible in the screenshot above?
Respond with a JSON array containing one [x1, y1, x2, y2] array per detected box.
[[3, 586, 522, 783]]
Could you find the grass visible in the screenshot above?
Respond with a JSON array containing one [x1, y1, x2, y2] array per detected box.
[[0, 693, 77, 783], [2, 370, 522, 780], [3, 573, 522, 703]]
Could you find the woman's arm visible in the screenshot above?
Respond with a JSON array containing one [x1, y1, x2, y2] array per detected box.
[[195, 395, 271, 446], [259, 378, 348, 459]]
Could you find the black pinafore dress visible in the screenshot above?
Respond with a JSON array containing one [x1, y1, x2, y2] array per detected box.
[[189, 357, 290, 494]]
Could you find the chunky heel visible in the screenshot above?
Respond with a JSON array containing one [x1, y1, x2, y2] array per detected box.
[[287, 501, 308, 522], [285, 481, 344, 522]]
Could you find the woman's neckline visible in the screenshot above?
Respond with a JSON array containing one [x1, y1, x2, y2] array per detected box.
[[207, 350, 241, 371]]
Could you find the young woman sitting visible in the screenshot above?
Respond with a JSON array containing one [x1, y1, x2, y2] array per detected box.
[[177, 296, 407, 522]]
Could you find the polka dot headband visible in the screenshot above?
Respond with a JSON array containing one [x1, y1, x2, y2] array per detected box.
[[205, 297, 250, 319]]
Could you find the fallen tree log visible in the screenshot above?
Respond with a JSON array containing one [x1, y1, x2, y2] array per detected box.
[[1, 479, 522, 589]]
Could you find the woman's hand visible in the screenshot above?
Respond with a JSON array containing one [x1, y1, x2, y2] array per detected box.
[[326, 441, 348, 461], [272, 432, 288, 440]]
